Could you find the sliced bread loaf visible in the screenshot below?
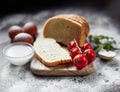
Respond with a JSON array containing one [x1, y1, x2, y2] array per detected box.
[[43, 14, 89, 47], [34, 38, 71, 67]]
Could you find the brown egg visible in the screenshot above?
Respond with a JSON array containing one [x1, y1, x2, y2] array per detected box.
[[13, 33, 34, 45], [8, 25, 23, 40], [23, 22, 37, 37]]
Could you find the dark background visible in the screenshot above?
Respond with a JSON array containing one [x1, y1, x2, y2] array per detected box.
[[0, 0, 120, 22]]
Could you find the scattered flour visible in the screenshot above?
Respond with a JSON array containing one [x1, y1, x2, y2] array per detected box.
[[8, 81, 29, 92]]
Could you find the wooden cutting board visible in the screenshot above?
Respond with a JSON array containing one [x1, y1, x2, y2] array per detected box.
[[30, 58, 95, 76], [30, 30, 95, 76]]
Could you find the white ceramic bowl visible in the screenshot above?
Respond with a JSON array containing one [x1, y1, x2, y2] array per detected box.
[[3, 42, 34, 66], [98, 49, 116, 60]]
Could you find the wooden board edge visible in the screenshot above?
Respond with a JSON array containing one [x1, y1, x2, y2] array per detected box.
[[30, 58, 95, 76]]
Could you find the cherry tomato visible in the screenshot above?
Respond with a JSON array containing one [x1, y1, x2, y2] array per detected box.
[[67, 40, 77, 51], [83, 42, 92, 51], [70, 47, 81, 59], [73, 54, 88, 70], [84, 49, 96, 64]]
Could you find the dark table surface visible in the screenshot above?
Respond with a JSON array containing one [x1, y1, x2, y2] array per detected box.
[[0, 3, 120, 92]]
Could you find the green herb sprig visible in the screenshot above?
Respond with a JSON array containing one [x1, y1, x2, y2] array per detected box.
[[88, 35, 116, 54]]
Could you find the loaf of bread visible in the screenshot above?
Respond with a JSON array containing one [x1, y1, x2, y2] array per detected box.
[[34, 38, 71, 67], [43, 14, 89, 47]]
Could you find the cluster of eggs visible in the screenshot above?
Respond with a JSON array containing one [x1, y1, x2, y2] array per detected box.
[[8, 22, 37, 45]]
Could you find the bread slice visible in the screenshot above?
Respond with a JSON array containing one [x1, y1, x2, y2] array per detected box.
[[33, 38, 71, 67], [43, 14, 89, 47]]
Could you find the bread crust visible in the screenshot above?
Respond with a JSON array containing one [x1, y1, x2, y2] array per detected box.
[[55, 14, 89, 46], [35, 51, 71, 67], [43, 14, 89, 47]]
